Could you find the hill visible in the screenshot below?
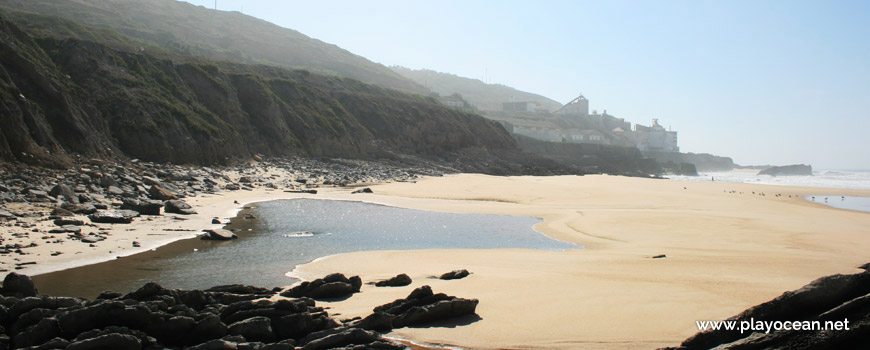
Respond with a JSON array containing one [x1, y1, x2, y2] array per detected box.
[[0, 0, 427, 94], [390, 66, 562, 111], [0, 15, 545, 174]]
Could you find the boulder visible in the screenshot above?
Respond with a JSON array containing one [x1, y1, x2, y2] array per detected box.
[[61, 202, 98, 215], [300, 328, 379, 350], [54, 217, 85, 226], [165, 200, 197, 215], [228, 316, 275, 343], [65, 333, 142, 350], [201, 229, 237, 241], [2, 273, 38, 298], [374, 274, 412, 287], [88, 210, 136, 224], [351, 188, 373, 194], [148, 185, 178, 201], [280, 274, 360, 300], [439, 269, 470, 280], [369, 285, 479, 329], [121, 198, 163, 216], [49, 184, 78, 203], [50, 207, 75, 217]]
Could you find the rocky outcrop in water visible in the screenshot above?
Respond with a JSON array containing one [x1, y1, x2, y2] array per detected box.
[[0, 273, 481, 350], [758, 164, 813, 177], [660, 264, 870, 350]]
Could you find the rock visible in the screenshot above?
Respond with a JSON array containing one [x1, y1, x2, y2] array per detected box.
[[121, 198, 163, 216], [2, 273, 38, 298], [351, 188, 373, 194], [356, 311, 396, 332], [652, 254, 667, 259], [61, 203, 98, 215], [189, 314, 227, 345], [148, 185, 178, 201], [280, 274, 360, 300], [300, 328, 379, 350], [65, 333, 142, 350], [88, 210, 136, 224], [211, 218, 223, 224], [439, 269, 470, 280], [369, 285, 479, 329], [54, 217, 85, 226], [165, 200, 197, 215], [99, 176, 119, 188], [374, 274, 412, 287], [202, 229, 237, 241], [228, 316, 275, 343], [758, 164, 813, 177], [50, 207, 75, 217], [49, 184, 77, 203], [106, 186, 124, 196], [0, 209, 17, 219]]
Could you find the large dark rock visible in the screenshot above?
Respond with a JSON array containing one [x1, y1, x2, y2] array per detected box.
[[64, 333, 142, 350], [49, 184, 77, 203], [300, 328, 379, 350], [661, 268, 870, 350], [758, 164, 813, 176], [280, 274, 360, 300], [368, 285, 479, 329], [374, 274, 412, 287], [164, 199, 196, 215], [201, 229, 237, 241], [148, 185, 177, 201], [439, 269, 470, 280], [2, 273, 38, 298], [228, 316, 275, 343], [121, 198, 163, 216], [61, 202, 98, 215], [88, 210, 136, 224]]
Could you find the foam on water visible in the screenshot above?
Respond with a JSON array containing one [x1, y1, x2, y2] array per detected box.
[[667, 169, 870, 190]]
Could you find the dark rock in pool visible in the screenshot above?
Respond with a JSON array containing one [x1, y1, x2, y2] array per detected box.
[[201, 229, 237, 241], [2, 272, 38, 298], [164, 199, 197, 215], [351, 187, 373, 194], [280, 273, 361, 300], [364, 285, 479, 330], [374, 273, 412, 287], [439, 269, 470, 280], [88, 210, 136, 224]]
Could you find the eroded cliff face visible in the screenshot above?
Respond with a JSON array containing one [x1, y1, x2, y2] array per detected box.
[[0, 17, 518, 168]]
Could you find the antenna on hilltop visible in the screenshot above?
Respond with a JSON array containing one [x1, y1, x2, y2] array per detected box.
[[214, 0, 217, 10]]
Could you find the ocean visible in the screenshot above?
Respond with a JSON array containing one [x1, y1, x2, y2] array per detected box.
[[667, 169, 870, 213]]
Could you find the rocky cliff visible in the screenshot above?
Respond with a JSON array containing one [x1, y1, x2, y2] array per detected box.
[[514, 135, 661, 176], [0, 16, 533, 172]]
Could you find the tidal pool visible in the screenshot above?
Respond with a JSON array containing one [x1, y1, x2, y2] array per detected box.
[[34, 198, 578, 297]]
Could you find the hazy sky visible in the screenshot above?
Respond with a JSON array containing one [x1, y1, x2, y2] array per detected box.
[[181, 0, 869, 169]]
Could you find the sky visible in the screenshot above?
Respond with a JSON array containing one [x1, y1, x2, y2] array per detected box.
[[181, 0, 869, 169]]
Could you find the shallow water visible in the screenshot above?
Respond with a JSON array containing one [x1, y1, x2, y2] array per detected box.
[[34, 198, 577, 298], [806, 196, 870, 213], [667, 170, 870, 190]]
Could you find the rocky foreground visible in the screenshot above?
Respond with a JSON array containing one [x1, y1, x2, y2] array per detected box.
[[0, 271, 478, 350], [0, 156, 447, 272], [661, 264, 870, 349]]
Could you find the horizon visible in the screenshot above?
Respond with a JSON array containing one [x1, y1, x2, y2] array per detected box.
[[180, 0, 869, 169]]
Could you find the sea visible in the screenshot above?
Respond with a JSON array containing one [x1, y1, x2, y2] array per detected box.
[[666, 169, 870, 213]]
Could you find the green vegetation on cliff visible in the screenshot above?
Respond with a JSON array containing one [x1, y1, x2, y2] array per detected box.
[[0, 0, 427, 94]]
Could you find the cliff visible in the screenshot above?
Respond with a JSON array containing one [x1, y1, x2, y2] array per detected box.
[[0, 0, 427, 94], [643, 151, 735, 172], [513, 135, 661, 176], [0, 16, 532, 172]]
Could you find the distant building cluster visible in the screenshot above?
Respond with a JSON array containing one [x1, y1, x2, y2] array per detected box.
[[499, 94, 679, 152]]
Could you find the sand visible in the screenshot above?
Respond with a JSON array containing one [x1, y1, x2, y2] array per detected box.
[[289, 174, 870, 349], [8, 173, 870, 349]]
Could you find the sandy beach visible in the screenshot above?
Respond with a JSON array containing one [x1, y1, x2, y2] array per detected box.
[[7, 173, 870, 349], [289, 174, 870, 349]]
